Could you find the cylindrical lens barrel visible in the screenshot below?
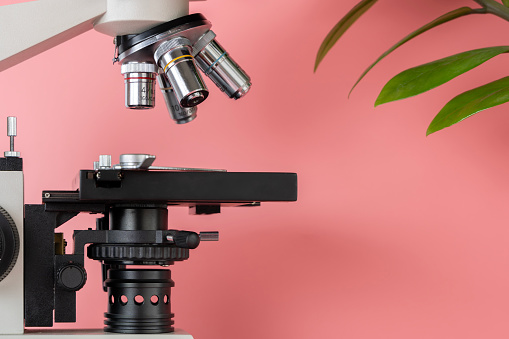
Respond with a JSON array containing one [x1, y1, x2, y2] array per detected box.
[[104, 269, 174, 334], [109, 205, 168, 231], [154, 38, 208, 108], [121, 62, 158, 109], [157, 73, 197, 124], [194, 32, 251, 100]]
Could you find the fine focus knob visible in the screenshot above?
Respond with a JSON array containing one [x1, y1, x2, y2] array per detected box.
[[174, 231, 200, 249], [57, 263, 87, 291], [0, 206, 19, 282]]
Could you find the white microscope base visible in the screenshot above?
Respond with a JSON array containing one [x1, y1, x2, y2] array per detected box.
[[0, 329, 193, 338]]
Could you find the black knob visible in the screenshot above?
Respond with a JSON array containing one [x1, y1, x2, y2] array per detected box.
[[0, 206, 19, 282], [57, 263, 87, 291], [174, 231, 200, 249]]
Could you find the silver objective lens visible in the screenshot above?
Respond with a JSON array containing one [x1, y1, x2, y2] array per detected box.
[[157, 73, 197, 124], [121, 62, 158, 109], [154, 37, 208, 108], [193, 31, 251, 100]]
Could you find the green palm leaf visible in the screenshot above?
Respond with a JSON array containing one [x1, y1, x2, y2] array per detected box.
[[349, 7, 477, 97], [314, 0, 378, 72], [427, 77, 509, 135], [375, 46, 509, 106]]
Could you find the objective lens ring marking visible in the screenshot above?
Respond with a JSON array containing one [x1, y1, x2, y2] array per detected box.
[[124, 77, 156, 80], [163, 55, 194, 72], [204, 51, 227, 75]]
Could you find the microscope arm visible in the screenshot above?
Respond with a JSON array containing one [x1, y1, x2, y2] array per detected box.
[[0, 0, 107, 72]]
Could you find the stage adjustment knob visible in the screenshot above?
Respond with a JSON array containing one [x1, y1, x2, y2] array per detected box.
[[174, 231, 200, 249], [0, 206, 20, 282]]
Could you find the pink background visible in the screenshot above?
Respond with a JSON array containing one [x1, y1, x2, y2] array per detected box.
[[2, 0, 509, 338]]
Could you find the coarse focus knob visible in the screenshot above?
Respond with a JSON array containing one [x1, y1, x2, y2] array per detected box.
[[0, 206, 19, 282], [56, 263, 87, 291], [174, 231, 200, 249]]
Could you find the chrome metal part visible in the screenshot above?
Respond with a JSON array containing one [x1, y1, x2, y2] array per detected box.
[[120, 62, 158, 109], [106, 154, 226, 172], [157, 73, 197, 124], [199, 232, 219, 241], [193, 31, 251, 100], [191, 30, 216, 57], [3, 152, 18, 158], [99, 155, 112, 169], [116, 15, 251, 118], [154, 37, 208, 108], [7, 117, 16, 137], [120, 62, 158, 74], [4, 117, 19, 158], [117, 154, 156, 170], [3, 152, 19, 158]]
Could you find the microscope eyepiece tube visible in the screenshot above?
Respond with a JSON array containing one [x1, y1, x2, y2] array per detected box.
[[157, 73, 197, 124], [121, 62, 158, 109], [193, 31, 251, 100], [154, 37, 208, 108]]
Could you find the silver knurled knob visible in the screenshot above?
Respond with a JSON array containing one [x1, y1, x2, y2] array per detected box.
[[99, 155, 112, 169], [199, 232, 219, 241]]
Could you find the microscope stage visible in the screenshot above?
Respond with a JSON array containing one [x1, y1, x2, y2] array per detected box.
[[2, 329, 193, 338]]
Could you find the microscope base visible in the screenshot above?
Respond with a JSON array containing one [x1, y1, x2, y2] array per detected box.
[[0, 329, 193, 338]]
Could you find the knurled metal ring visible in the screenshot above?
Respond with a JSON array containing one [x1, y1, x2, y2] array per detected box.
[[154, 37, 192, 63], [120, 62, 158, 74], [191, 30, 216, 57], [87, 244, 189, 263]]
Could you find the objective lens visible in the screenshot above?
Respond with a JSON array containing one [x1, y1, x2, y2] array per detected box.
[[157, 73, 197, 124], [193, 31, 251, 100], [154, 37, 208, 108], [121, 62, 158, 109]]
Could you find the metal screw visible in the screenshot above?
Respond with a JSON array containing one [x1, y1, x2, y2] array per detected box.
[[44, 193, 51, 198], [96, 172, 101, 179]]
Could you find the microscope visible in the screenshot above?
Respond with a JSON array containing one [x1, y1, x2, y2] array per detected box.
[[0, 1, 298, 338]]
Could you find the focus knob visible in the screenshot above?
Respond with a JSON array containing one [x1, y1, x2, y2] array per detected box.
[[56, 263, 87, 291], [0, 206, 19, 282]]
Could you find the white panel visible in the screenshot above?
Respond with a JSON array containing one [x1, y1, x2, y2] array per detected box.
[[94, 0, 190, 36], [0, 0, 107, 72], [0, 171, 24, 334], [0, 329, 193, 338]]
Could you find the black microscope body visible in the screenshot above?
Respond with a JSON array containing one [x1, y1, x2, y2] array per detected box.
[[1, 156, 297, 333]]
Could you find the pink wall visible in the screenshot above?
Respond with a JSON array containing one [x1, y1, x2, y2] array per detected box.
[[2, 0, 509, 338]]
